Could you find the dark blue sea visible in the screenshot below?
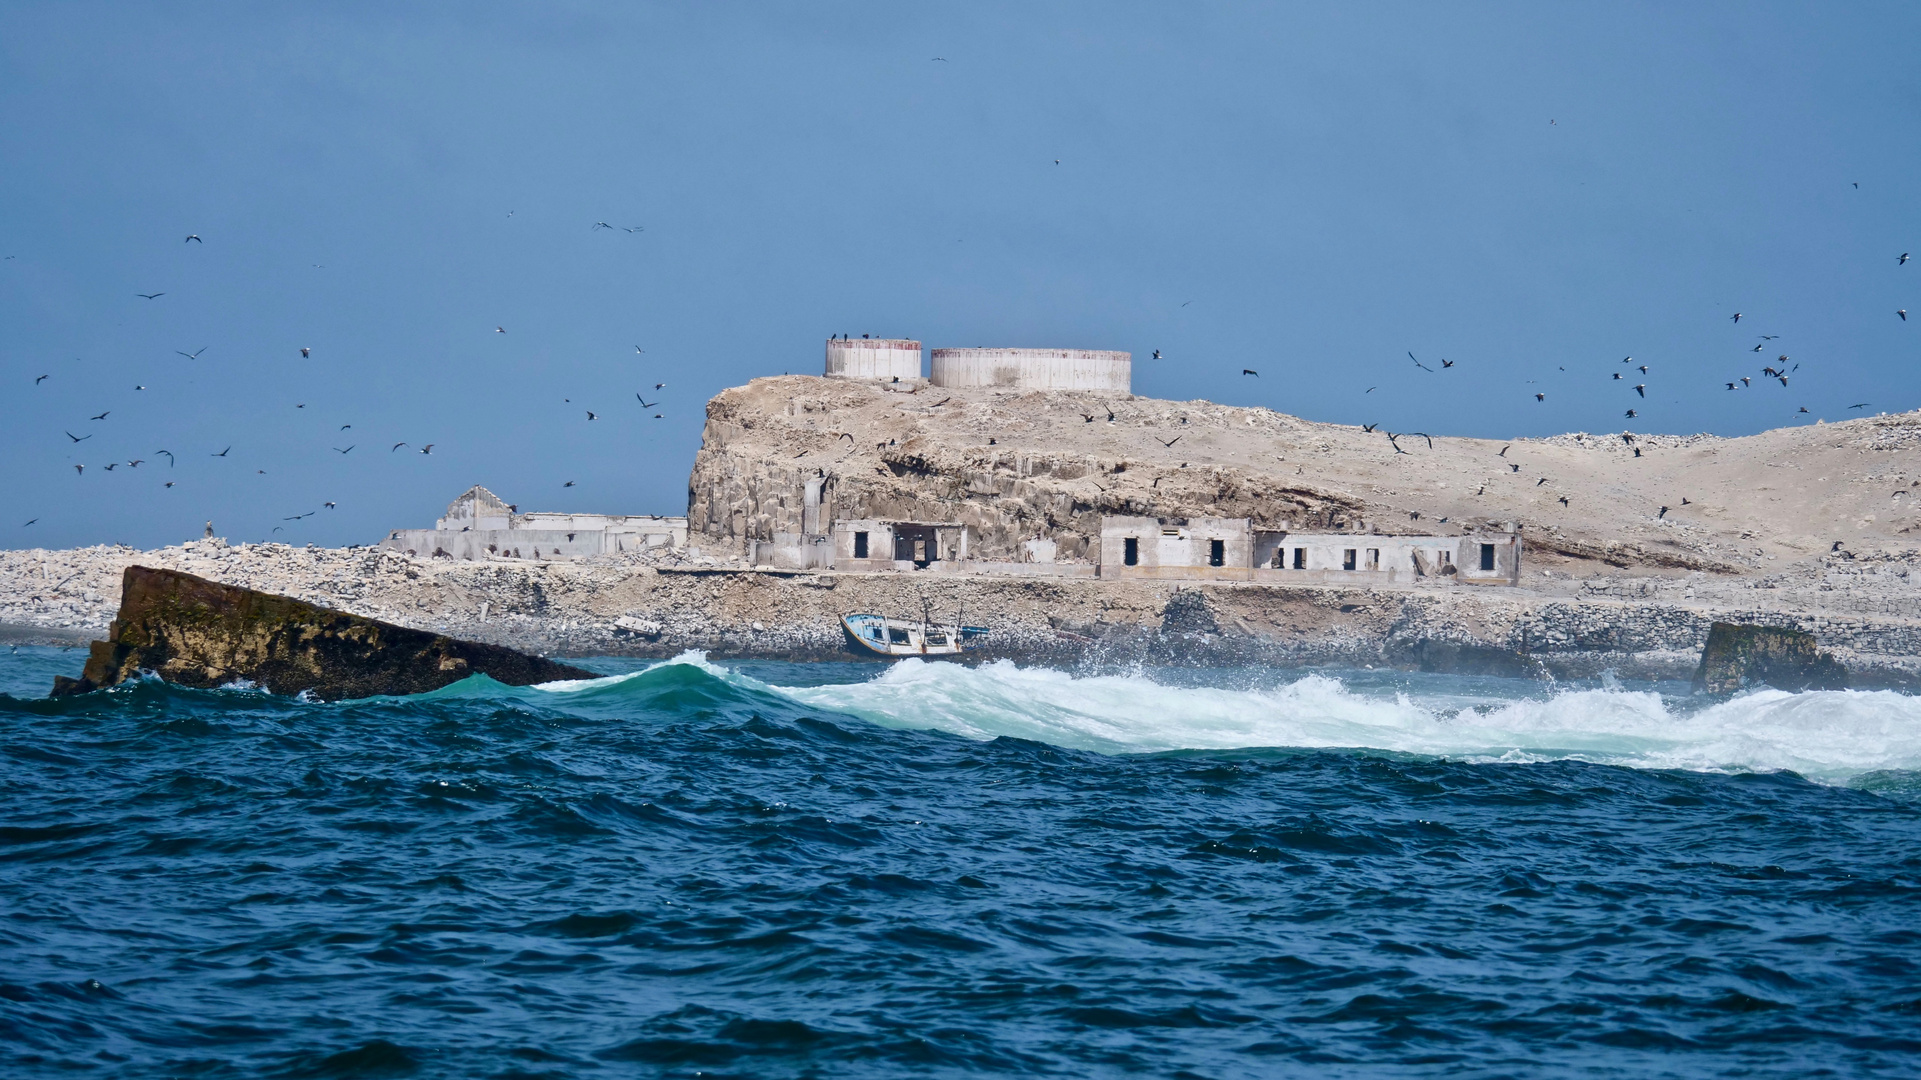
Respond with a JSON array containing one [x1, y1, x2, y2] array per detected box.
[[4, 647, 1920, 1078]]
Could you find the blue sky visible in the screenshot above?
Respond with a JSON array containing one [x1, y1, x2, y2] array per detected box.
[[3, 2, 1917, 549]]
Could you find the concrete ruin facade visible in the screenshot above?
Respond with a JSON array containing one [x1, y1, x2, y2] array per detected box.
[[930, 347, 1131, 392], [823, 337, 922, 381], [1098, 516, 1521, 585], [381, 486, 687, 562]]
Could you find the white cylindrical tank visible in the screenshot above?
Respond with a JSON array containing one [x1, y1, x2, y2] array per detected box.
[[824, 338, 922, 380], [929, 348, 1131, 392]]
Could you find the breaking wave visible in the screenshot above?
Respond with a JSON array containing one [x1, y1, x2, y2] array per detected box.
[[677, 655, 1921, 781]]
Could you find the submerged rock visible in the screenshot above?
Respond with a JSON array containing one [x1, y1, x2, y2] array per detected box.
[[1691, 621, 1847, 694], [51, 566, 595, 700]]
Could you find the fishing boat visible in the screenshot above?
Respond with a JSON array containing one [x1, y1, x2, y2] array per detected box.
[[841, 613, 989, 657]]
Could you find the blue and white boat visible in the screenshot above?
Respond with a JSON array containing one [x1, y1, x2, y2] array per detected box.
[[840, 613, 989, 657]]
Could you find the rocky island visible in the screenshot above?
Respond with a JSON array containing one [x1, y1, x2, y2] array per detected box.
[[8, 350, 1921, 688]]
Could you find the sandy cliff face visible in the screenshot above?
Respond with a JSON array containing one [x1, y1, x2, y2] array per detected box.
[[689, 375, 1921, 578]]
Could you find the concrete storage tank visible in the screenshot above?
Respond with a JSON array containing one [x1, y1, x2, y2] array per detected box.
[[929, 347, 1131, 393], [824, 338, 922, 381]]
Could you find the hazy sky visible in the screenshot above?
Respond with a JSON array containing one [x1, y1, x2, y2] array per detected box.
[[3, 3, 1917, 549]]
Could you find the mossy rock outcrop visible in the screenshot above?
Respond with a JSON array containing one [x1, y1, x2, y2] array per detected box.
[[51, 566, 595, 700], [1691, 621, 1847, 694]]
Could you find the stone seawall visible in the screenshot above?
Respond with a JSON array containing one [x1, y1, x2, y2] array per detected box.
[[5, 542, 1918, 687]]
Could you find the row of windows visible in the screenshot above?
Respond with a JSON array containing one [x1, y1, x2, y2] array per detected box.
[[855, 530, 1502, 572], [1118, 540, 1500, 571]]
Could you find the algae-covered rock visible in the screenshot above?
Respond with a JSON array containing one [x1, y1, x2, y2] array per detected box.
[[1691, 621, 1847, 694], [51, 566, 595, 700]]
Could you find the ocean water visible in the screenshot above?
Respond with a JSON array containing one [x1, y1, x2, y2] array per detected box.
[[3, 648, 1920, 1078]]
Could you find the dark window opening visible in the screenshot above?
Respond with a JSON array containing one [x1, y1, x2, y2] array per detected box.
[[1209, 539, 1225, 566], [1367, 548, 1379, 569], [1480, 543, 1496, 571], [1124, 537, 1139, 565], [854, 531, 869, 559], [1292, 547, 1307, 569], [894, 525, 937, 567], [1343, 548, 1357, 570]]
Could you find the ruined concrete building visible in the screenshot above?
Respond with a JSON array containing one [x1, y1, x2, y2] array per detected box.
[[382, 486, 687, 561]]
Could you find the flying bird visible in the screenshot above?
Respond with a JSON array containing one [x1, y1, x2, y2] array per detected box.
[[1624, 408, 1637, 418], [155, 450, 173, 465], [391, 443, 408, 451], [1753, 344, 1765, 352], [1408, 352, 1433, 372], [635, 346, 646, 354], [126, 459, 142, 468], [1537, 477, 1549, 485], [1157, 435, 1181, 448], [333, 445, 354, 454], [653, 414, 664, 419], [932, 56, 948, 61], [175, 347, 207, 360], [90, 411, 109, 420], [1901, 252, 1910, 265], [64, 431, 89, 442], [1151, 350, 1162, 360], [586, 411, 598, 420], [1612, 373, 1622, 380], [1731, 312, 1742, 322], [136, 292, 163, 299], [1849, 403, 1872, 409], [1799, 407, 1810, 414], [22, 519, 36, 526], [621, 226, 643, 233], [212, 446, 230, 456], [341, 424, 351, 430], [495, 326, 505, 334], [1499, 445, 1510, 456], [637, 397, 659, 408], [73, 465, 82, 475], [134, 385, 146, 390], [324, 502, 336, 509], [1440, 359, 1454, 368], [300, 347, 311, 358], [1362, 423, 1378, 432], [1535, 393, 1546, 402], [35, 374, 47, 384], [1759, 335, 1779, 340], [1366, 387, 1377, 393], [184, 234, 201, 243], [419, 444, 434, 454], [1901, 310, 1909, 322], [1634, 384, 1646, 397], [1558, 496, 1570, 507], [164, 481, 174, 488], [654, 382, 665, 389], [1242, 369, 1258, 376], [563, 480, 575, 487], [592, 222, 612, 230], [102, 463, 116, 471]]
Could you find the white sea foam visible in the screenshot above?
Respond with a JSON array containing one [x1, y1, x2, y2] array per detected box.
[[771, 659, 1921, 780]]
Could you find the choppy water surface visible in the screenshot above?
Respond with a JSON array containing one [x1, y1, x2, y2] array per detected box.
[[3, 648, 1920, 1078]]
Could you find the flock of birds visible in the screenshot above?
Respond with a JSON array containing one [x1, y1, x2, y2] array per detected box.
[[27, 223, 666, 533]]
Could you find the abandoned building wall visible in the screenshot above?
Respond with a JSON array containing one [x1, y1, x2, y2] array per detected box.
[[930, 348, 1131, 392], [824, 338, 922, 381]]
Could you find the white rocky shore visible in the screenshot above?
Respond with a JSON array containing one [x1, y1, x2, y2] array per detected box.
[[5, 538, 1920, 688]]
